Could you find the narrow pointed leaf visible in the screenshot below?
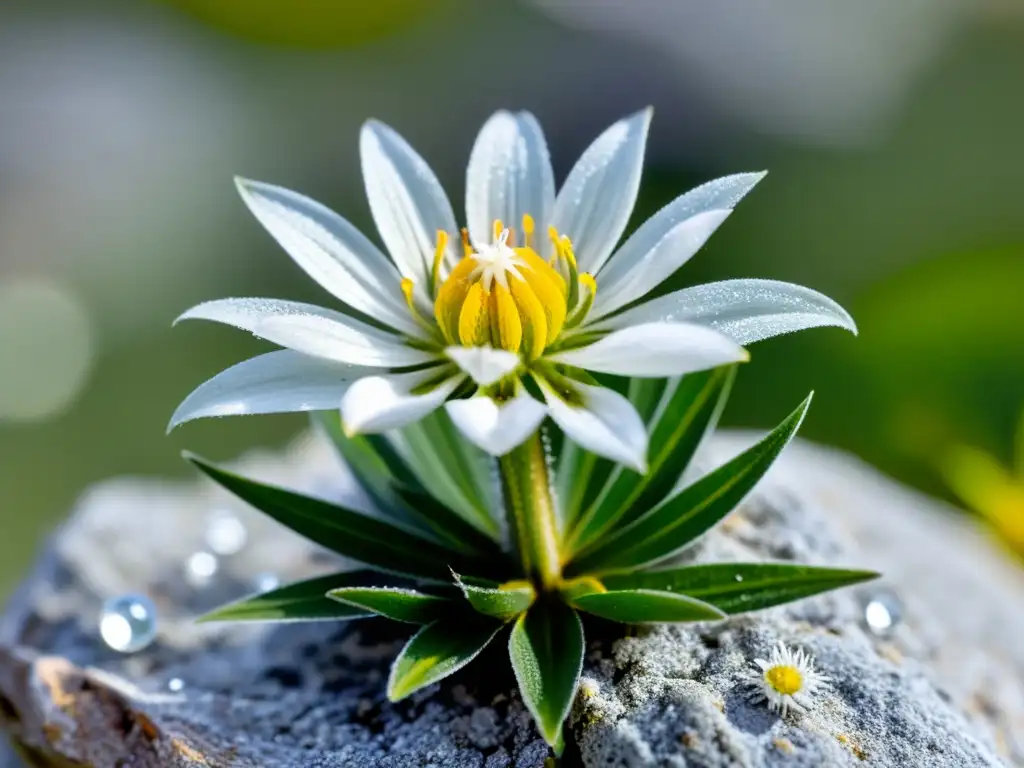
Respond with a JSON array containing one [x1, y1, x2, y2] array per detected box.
[[186, 453, 497, 581], [509, 600, 584, 752], [602, 564, 880, 614], [567, 394, 812, 575], [328, 587, 451, 624], [457, 577, 536, 621], [627, 377, 670, 425], [393, 411, 501, 538], [392, 485, 505, 556], [569, 366, 735, 553], [198, 570, 381, 623], [556, 440, 614, 534], [571, 589, 725, 623], [387, 615, 502, 701]]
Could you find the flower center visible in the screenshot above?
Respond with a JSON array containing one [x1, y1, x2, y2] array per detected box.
[[432, 217, 581, 361], [765, 665, 803, 696]]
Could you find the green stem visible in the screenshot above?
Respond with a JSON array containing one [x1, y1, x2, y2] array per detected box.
[[499, 432, 562, 590]]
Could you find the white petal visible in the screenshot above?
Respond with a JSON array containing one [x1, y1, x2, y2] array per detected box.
[[589, 279, 858, 344], [235, 179, 423, 338], [466, 111, 555, 248], [341, 370, 460, 435], [256, 314, 436, 368], [445, 390, 547, 456], [445, 346, 520, 387], [550, 322, 748, 377], [538, 378, 648, 473], [168, 350, 364, 430], [360, 120, 459, 292], [551, 109, 651, 273], [176, 297, 353, 333], [590, 210, 731, 319], [595, 172, 766, 300]]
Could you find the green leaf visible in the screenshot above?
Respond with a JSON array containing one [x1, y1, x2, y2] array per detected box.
[[392, 485, 504, 557], [457, 577, 536, 621], [628, 377, 670, 424], [186, 452, 498, 581], [328, 587, 451, 624], [508, 600, 584, 752], [569, 367, 736, 553], [602, 563, 880, 614], [570, 589, 725, 623], [198, 570, 379, 623], [555, 439, 613, 533], [393, 411, 501, 538], [566, 393, 812, 576], [387, 615, 502, 701]]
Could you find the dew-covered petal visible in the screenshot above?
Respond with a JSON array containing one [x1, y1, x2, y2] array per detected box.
[[589, 279, 857, 344], [255, 314, 436, 368], [466, 111, 555, 249], [234, 179, 423, 338], [360, 120, 459, 292], [551, 109, 651, 273], [591, 210, 731, 319], [538, 378, 647, 473], [595, 172, 766, 306], [446, 390, 547, 456], [168, 350, 366, 430], [446, 345, 521, 386], [341, 369, 460, 435], [550, 322, 748, 377]]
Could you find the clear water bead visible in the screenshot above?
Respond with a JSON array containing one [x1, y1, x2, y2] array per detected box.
[[185, 551, 219, 587], [168, 677, 185, 692], [863, 590, 902, 636], [204, 508, 248, 556], [254, 572, 281, 592], [99, 594, 157, 653]]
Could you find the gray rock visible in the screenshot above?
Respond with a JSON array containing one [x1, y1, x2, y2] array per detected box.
[[1, 432, 1021, 767]]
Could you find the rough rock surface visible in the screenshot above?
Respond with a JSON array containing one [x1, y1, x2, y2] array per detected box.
[[1, 431, 1022, 767]]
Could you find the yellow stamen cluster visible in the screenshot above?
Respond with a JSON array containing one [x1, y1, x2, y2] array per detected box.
[[765, 665, 803, 696], [427, 216, 591, 362]]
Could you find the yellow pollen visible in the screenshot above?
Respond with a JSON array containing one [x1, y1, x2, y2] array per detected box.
[[522, 214, 535, 249], [460, 227, 473, 259], [431, 229, 449, 295], [430, 217, 569, 361], [765, 665, 803, 696]]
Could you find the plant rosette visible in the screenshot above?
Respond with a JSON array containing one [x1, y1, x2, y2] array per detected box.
[[172, 109, 874, 752]]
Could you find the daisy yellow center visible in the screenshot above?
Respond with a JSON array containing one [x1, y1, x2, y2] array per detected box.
[[432, 217, 572, 361], [765, 665, 803, 696]]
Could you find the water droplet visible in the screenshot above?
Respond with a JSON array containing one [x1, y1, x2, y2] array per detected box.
[[204, 509, 248, 556], [185, 551, 219, 588], [863, 590, 902, 636], [167, 677, 185, 692], [99, 594, 157, 653], [734, 574, 744, 582], [254, 572, 281, 592]]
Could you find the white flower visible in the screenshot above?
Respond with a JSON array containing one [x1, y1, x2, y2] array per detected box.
[[744, 641, 830, 717], [170, 109, 855, 469]]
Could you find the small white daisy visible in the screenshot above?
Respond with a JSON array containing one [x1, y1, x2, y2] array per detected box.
[[745, 641, 829, 717]]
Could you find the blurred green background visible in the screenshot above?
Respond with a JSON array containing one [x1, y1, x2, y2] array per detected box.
[[2, 0, 1023, 595]]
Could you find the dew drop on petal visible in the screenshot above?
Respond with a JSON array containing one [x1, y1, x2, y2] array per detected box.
[[99, 594, 157, 653], [863, 590, 902, 636], [734, 574, 744, 582], [185, 551, 219, 588], [204, 508, 248, 556]]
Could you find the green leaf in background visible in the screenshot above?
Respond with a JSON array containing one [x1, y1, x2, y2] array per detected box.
[[392, 485, 504, 557], [508, 600, 584, 752], [570, 589, 725, 623], [186, 453, 498, 581], [327, 587, 451, 624], [567, 394, 812, 576], [568, 367, 736, 552], [198, 570, 378, 623], [627, 377, 671, 425], [387, 615, 502, 701], [391, 412, 501, 539], [457, 577, 536, 621], [602, 563, 879, 614]]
